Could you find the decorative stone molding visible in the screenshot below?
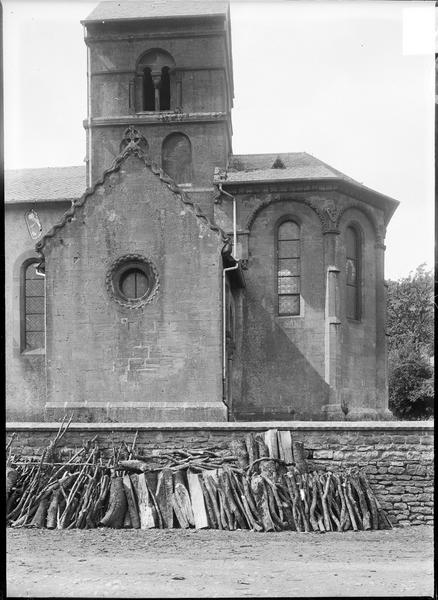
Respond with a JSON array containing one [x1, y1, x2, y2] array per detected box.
[[245, 193, 383, 242], [105, 254, 160, 309], [35, 138, 230, 269], [246, 196, 324, 231], [119, 126, 148, 154]]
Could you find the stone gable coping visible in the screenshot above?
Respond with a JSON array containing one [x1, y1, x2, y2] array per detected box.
[[35, 144, 229, 265]]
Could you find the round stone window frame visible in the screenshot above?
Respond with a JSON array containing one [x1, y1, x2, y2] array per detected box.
[[106, 254, 159, 309]]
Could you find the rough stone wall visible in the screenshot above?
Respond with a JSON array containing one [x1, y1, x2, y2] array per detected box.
[[5, 201, 71, 421], [90, 121, 229, 218], [87, 22, 229, 117], [86, 17, 232, 193], [42, 153, 226, 421], [337, 207, 378, 415], [239, 198, 327, 419], [215, 188, 388, 420], [6, 423, 433, 526]]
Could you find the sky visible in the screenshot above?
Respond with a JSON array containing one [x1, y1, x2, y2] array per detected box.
[[3, 0, 435, 280]]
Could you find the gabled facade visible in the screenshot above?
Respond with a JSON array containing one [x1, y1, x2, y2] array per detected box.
[[5, 0, 398, 422]]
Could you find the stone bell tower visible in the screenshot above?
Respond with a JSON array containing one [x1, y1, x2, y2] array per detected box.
[[82, 0, 234, 218]]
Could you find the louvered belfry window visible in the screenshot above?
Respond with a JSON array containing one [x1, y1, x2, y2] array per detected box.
[[277, 220, 301, 316], [23, 261, 45, 351], [346, 226, 360, 320]]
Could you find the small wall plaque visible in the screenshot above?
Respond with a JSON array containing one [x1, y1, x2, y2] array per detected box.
[[24, 209, 42, 240]]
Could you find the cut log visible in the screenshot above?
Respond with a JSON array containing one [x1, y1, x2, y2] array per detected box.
[[250, 474, 275, 532], [350, 472, 371, 530], [333, 474, 351, 531], [122, 474, 140, 529], [345, 479, 363, 530], [257, 437, 277, 482], [173, 472, 195, 527], [264, 429, 279, 459], [342, 478, 358, 531], [155, 468, 174, 528], [320, 473, 333, 531], [144, 471, 158, 496], [30, 496, 49, 528], [245, 433, 260, 474], [118, 460, 149, 472], [6, 467, 18, 500], [202, 472, 222, 529], [198, 475, 217, 528], [230, 439, 249, 470], [221, 468, 247, 529], [241, 475, 259, 524], [292, 442, 308, 473], [187, 471, 209, 529], [358, 473, 379, 530], [90, 473, 109, 525], [123, 507, 132, 528], [136, 473, 157, 529], [99, 477, 127, 529], [277, 431, 293, 465], [46, 490, 61, 529], [309, 475, 319, 531], [284, 471, 307, 532]]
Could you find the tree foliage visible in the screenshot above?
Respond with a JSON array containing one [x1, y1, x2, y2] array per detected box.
[[386, 264, 434, 420]]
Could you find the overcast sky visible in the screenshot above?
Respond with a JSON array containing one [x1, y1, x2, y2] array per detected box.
[[3, 0, 435, 280]]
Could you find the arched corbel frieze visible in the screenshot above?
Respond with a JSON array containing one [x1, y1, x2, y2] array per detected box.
[[335, 201, 384, 246], [246, 195, 325, 232]]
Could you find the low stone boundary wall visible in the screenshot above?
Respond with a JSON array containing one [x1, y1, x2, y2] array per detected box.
[[6, 421, 434, 527]]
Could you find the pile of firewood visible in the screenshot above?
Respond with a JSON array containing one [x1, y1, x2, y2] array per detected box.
[[6, 419, 392, 532]]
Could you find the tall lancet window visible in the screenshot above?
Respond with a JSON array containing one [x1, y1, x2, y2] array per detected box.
[[277, 220, 300, 316], [22, 260, 45, 351], [346, 226, 361, 320]]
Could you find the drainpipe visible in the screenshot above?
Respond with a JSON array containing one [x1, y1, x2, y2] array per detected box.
[[218, 183, 239, 419], [84, 24, 92, 188]]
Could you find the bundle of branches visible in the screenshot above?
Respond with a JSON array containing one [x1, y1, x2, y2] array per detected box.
[[6, 426, 392, 532]]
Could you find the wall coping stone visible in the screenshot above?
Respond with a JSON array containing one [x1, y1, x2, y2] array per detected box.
[[6, 421, 434, 432]]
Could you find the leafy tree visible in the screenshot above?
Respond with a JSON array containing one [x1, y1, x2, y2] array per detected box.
[[386, 264, 434, 420]]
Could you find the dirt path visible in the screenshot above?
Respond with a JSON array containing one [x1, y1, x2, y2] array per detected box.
[[7, 526, 434, 598]]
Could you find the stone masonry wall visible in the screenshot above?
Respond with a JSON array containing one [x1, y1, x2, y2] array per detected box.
[[6, 422, 433, 527]]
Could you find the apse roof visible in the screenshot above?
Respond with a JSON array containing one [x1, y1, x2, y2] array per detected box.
[[5, 166, 86, 204], [83, 0, 229, 23], [219, 152, 359, 184], [216, 151, 399, 220]]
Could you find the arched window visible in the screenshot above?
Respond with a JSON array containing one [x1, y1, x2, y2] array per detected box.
[[277, 220, 300, 316], [162, 133, 193, 183], [346, 226, 361, 320], [142, 67, 155, 111], [136, 49, 175, 112], [21, 260, 45, 351], [159, 67, 171, 111]]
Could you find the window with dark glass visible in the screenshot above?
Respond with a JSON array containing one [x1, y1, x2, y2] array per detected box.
[[142, 68, 155, 111], [23, 261, 45, 351], [346, 226, 360, 320], [119, 268, 149, 300], [159, 67, 171, 110], [277, 220, 300, 316]]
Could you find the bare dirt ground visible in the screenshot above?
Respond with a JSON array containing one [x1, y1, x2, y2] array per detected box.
[[7, 525, 434, 598]]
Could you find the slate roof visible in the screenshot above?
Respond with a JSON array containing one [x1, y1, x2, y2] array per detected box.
[[216, 151, 399, 220], [5, 166, 86, 203], [83, 0, 228, 23], [217, 152, 359, 184]]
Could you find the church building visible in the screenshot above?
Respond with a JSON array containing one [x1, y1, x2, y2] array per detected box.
[[5, 1, 399, 423]]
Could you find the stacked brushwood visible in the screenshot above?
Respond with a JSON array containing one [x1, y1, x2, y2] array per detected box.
[[6, 422, 392, 532]]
